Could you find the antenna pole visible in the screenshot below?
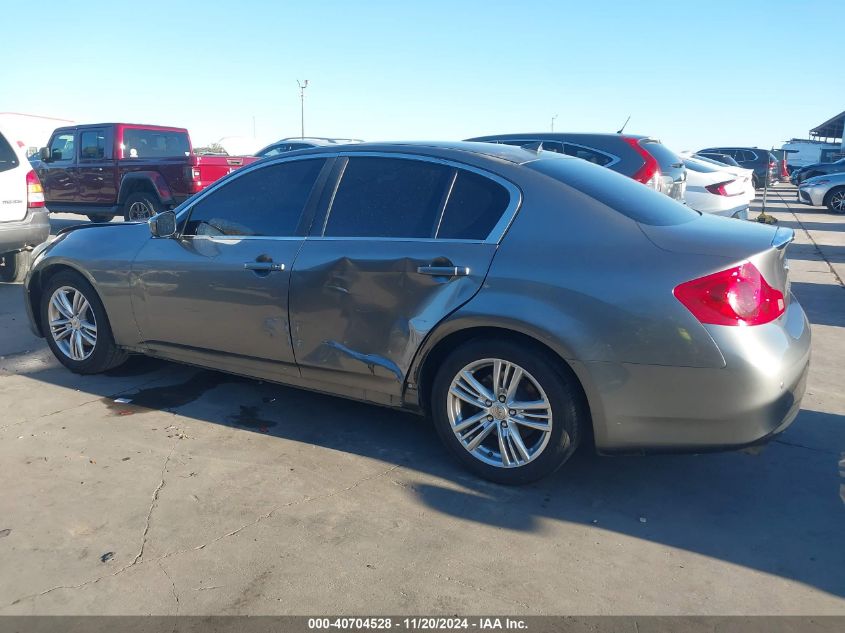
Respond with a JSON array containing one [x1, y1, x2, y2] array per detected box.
[[297, 80, 309, 139], [617, 115, 631, 134], [551, 114, 558, 132]]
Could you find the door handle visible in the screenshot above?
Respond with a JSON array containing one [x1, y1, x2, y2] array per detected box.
[[243, 262, 285, 272], [416, 265, 470, 277]]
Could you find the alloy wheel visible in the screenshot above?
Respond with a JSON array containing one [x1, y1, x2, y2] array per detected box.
[[128, 201, 153, 221], [446, 358, 553, 468], [47, 286, 97, 361], [831, 191, 845, 213]]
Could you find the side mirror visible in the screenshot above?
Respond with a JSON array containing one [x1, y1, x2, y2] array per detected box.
[[39, 147, 51, 162], [149, 211, 177, 238]]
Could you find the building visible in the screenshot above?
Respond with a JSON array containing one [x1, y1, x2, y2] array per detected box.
[[0, 112, 74, 156]]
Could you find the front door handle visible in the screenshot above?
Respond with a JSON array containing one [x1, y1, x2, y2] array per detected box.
[[416, 265, 470, 277], [243, 261, 285, 272]]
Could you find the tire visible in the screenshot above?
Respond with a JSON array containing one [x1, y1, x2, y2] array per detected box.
[[0, 250, 30, 283], [40, 270, 128, 374], [123, 191, 162, 222], [752, 174, 760, 190], [87, 214, 115, 223], [824, 187, 845, 214], [430, 338, 586, 485]]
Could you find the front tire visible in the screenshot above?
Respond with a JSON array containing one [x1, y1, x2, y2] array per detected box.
[[430, 339, 586, 484], [825, 187, 845, 214], [0, 250, 30, 283], [40, 271, 128, 374], [123, 191, 162, 222]]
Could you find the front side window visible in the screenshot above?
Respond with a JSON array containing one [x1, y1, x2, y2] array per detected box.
[[437, 169, 510, 240], [49, 133, 75, 162], [323, 157, 452, 238], [184, 159, 325, 237], [79, 130, 107, 160]]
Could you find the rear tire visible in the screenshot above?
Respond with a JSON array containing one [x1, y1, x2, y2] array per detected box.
[[752, 174, 760, 190], [40, 270, 128, 374], [430, 338, 586, 485], [123, 191, 162, 222], [0, 250, 30, 283], [824, 187, 845, 214], [87, 214, 115, 223]]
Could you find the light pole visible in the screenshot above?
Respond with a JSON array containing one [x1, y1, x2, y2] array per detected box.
[[551, 114, 558, 132], [297, 79, 309, 139]]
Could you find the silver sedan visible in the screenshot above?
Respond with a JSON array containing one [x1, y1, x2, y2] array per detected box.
[[23, 142, 811, 484], [797, 172, 845, 213]]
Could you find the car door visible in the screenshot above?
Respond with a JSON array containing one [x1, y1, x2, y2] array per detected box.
[[77, 128, 116, 205], [288, 154, 519, 403], [130, 157, 330, 381], [41, 131, 79, 204]]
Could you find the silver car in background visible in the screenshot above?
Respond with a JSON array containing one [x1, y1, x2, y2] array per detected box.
[[23, 142, 810, 484], [798, 172, 845, 213]]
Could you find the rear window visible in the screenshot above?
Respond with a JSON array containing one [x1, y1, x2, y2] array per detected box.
[[528, 157, 700, 226], [122, 128, 190, 158], [0, 133, 19, 174], [638, 140, 682, 170], [684, 159, 720, 173]]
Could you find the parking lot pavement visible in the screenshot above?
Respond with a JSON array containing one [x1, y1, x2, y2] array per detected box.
[[1, 199, 843, 616]]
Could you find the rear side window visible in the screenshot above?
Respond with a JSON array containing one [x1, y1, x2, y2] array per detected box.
[[122, 129, 190, 158], [0, 133, 19, 174], [324, 157, 452, 238], [437, 170, 510, 240], [529, 158, 700, 226], [562, 143, 614, 166], [184, 159, 324, 237], [80, 130, 107, 160]]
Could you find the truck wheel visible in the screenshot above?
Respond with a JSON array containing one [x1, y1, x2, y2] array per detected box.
[[123, 192, 162, 222], [87, 214, 115, 223], [0, 250, 31, 283]]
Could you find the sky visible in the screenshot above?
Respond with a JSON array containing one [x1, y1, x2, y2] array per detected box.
[[2, 0, 843, 152]]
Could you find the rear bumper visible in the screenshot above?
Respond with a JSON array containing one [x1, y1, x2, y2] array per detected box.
[[0, 208, 50, 254], [584, 298, 811, 452]]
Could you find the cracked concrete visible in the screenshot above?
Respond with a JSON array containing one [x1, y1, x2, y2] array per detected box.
[[0, 200, 843, 615]]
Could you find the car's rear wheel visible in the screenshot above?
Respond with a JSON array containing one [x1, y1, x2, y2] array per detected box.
[[0, 250, 30, 283], [87, 214, 115, 223], [123, 192, 162, 222], [752, 174, 760, 190], [430, 339, 585, 484], [825, 187, 845, 214], [40, 271, 128, 374]]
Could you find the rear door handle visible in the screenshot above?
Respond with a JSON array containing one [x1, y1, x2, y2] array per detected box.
[[416, 265, 470, 277], [244, 262, 285, 271]]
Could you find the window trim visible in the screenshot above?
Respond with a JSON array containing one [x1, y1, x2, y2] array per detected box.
[[313, 151, 522, 244]]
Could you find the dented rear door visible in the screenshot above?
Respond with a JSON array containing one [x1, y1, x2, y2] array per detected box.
[[288, 154, 519, 402]]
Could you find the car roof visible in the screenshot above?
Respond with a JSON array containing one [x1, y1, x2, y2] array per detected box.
[[269, 140, 574, 165], [53, 123, 189, 133], [467, 132, 650, 141]]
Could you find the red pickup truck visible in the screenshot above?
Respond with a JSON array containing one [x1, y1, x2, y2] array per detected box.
[[35, 123, 260, 221]]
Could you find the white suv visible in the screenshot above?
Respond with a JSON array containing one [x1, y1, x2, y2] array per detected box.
[[0, 127, 50, 282]]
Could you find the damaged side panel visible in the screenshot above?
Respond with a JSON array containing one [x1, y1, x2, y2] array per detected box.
[[289, 239, 498, 399]]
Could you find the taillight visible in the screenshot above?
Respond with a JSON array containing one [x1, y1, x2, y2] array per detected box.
[[769, 160, 776, 170], [705, 179, 741, 196], [674, 262, 785, 326], [26, 170, 45, 208], [184, 165, 203, 193], [622, 137, 660, 187]]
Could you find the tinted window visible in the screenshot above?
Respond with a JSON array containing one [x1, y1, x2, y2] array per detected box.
[[638, 140, 682, 170], [258, 144, 287, 158], [184, 159, 324, 237], [49, 133, 75, 162], [79, 130, 106, 160], [498, 139, 564, 153], [0, 133, 18, 174], [437, 170, 510, 240], [324, 157, 451, 238], [684, 159, 720, 173], [528, 157, 699, 226], [563, 143, 613, 166], [122, 129, 190, 158]]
